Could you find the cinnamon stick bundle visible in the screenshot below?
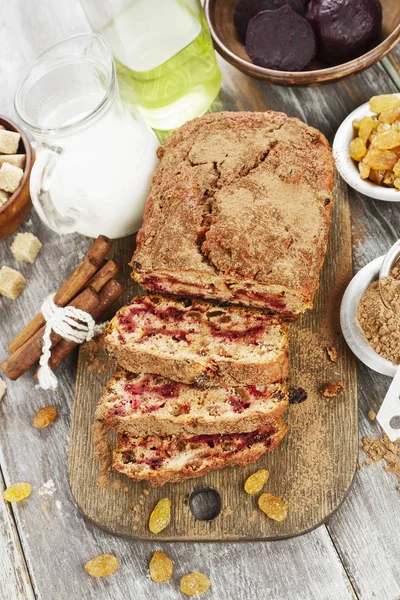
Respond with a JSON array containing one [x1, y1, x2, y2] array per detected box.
[[8, 235, 111, 354], [40, 278, 124, 374], [2, 287, 101, 381]]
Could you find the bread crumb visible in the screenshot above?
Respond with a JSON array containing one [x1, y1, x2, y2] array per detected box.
[[326, 346, 338, 362], [320, 381, 344, 397], [0, 129, 20, 154], [11, 232, 42, 263], [0, 378, 6, 401], [368, 410, 376, 421], [0, 162, 23, 193], [0, 266, 26, 299]]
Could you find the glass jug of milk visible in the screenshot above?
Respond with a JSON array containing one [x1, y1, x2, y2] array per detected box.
[[14, 33, 159, 238]]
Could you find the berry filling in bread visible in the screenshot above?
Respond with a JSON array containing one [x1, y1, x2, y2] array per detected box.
[[96, 370, 288, 436], [105, 295, 289, 386], [113, 420, 288, 485]]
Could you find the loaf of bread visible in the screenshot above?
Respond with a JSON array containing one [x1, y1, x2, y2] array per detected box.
[[97, 369, 288, 436], [131, 111, 334, 317], [105, 295, 289, 387], [113, 420, 288, 486]]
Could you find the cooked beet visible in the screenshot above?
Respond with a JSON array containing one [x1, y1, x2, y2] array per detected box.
[[306, 0, 382, 65], [234, 0, 305, 42], [245, 6, 316, 71]]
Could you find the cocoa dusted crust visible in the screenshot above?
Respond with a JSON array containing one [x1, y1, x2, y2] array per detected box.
[[96, 369, 289, 436], [113, 421, 288, 487], [131, 111, 334, 317], [104, 295, 289, 388]]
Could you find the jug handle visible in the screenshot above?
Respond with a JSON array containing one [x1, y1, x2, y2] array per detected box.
[[30, 144, 81, 234]]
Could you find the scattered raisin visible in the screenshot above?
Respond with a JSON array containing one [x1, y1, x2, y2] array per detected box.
[[180, 572, 211, 596], [84, 554, 119, 577], [326, 346, 338, 362], [258, 493, 288, 522], [244, 469, 270, 495], [32, 406, 57, 429], [149, 551, 173, 583], [289, 388, 308, 405], [320, 381, 344, 397], [3, 482, 32, 503], [149, 498, 171, 534]]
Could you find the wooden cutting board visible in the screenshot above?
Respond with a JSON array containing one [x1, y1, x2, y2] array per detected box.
[[68, 172, 358, 541]]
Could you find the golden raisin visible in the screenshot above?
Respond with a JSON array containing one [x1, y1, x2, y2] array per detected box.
[[149, 551, 173, 583], [180, 572, 211, 596], [379, 104, 400, 124], [349, 137, 367, 161], [358, 162, 370, 179], [383, 171, 396, 186], [394, 160, 400, 177], [3, 482, 32, 503], [149, 498, 171, 534], [84, 554, 119, 578], [368, 169, 385, 185], [394, 178, 400, 190], [358, 116, 375, 142], [377, 122, 391, 134], [372, 130, 400, 150], [369, 94, 400, 113], [258, 493, 288, 522], [363, 149, 397, 171], [32, 406, 57, 429], [244, 469, 270, 495]]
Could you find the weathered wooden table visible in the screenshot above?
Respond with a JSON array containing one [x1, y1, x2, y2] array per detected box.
[[0, 2, 400, 599]]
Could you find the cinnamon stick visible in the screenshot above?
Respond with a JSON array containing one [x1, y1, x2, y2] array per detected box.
[[37, 279, 124, 374], [87, 259, 119, 292], [2, 287, 100, 381], [8, 235, 111, 353]]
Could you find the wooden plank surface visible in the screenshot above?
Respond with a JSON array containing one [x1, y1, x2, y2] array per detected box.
[[69, 171, 358, 541], [0, 0, 399, 597]]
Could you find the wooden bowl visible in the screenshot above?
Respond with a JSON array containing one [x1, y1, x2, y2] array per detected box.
[[0, 116, 34, 241], [204, 0, 400, 85]]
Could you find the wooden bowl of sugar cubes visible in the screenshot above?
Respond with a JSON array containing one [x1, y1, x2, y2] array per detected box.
[[0, 115, 34, 241]]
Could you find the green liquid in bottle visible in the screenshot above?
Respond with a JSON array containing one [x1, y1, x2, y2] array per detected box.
[[102, 0, 221, 131]]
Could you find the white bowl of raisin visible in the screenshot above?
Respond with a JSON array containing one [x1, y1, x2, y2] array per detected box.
[[333, 93, 400, 202]]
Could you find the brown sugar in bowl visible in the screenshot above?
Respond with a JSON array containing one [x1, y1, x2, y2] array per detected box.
[[204, 0, 400, 86], [0, 115, 34, 241]]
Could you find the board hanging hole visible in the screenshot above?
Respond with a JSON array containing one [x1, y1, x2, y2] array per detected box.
[[189, 486, 221, 521], [389, 415, 400, 430]]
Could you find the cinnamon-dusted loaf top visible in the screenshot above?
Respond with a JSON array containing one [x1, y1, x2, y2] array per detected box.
[[132, 111, 334, 316]]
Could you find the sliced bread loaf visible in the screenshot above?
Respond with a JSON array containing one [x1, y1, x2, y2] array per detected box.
[[105, 295, 289, 387], [114, 420, 288, 486], [97, 369, 288, 436]]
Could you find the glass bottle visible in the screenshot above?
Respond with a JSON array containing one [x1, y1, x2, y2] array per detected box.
[[79, 0, 222, 131]]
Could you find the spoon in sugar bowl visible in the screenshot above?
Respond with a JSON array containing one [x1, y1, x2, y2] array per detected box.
[[340, 240, 400, 441]]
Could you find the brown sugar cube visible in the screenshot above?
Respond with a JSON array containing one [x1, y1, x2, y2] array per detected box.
[[0, 189, 9, 208], [0, 155, 26, 170], [0, 163, 24, 193], [0, 266, 26, 299], [0, 130, 20, 154], [11, 232, 42, 263]]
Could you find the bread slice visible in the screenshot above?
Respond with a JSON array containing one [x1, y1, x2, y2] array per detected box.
[[96, 369, 288, 436], [131, 111, 334, 317], [113, 420, 288, 486], [105, 295, 289, 387]]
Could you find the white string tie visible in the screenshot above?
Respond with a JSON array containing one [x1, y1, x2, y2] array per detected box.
[[37, 294, 96, 391]]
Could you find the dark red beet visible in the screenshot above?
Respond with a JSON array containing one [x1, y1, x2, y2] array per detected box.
[[306, 0, 382, 65], [245, 6, 316, 71], [234, 0, 305, 42]]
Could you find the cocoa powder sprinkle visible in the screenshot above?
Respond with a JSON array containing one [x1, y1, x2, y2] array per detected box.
[[357, 263, 400, 365]]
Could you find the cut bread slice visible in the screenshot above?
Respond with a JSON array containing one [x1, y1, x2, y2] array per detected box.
[[105, 295, 289, 387], [97, 370, 288, 436], [113, 420, 288, 487]]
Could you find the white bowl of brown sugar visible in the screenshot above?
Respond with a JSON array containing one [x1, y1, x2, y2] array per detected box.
[[340, 255, 400, 377]]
